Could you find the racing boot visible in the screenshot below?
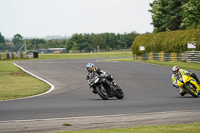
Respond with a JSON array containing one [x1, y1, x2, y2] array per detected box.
[[180, 88, 186, 96], [92, 88, 97, 94], [191, 73, 200, 85], [111, 80, 117, 86]]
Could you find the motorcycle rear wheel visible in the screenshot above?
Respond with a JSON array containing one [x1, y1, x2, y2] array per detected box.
[[184, 83, 198, 98], [96, 85, 109, 100]]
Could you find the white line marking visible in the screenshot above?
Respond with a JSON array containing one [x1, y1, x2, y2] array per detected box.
[[0, 63, 55, 102], [1, 109, 200, 123]]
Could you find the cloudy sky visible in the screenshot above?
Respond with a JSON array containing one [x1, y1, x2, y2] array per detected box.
[[0, 0, 154, 38]]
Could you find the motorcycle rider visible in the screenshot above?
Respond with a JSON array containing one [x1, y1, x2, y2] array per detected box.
[[171, 66, 200, 96], [86, 63, 116, 94]]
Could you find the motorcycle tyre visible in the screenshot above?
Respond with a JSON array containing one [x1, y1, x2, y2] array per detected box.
[[115, 85, 124, 99], [96, 86, 109, 100], [184, 83, 198, 98]]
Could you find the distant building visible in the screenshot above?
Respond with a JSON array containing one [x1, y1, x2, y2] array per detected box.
[[38, 49, 51, 54], [5, 41, 13, 45], [45, 36, 64, 40], [38, 48, 66, 54]]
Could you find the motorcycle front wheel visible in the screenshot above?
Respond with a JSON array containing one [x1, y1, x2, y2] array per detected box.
[[184, 83, 198, 98], [115, 85, 124, 99], [96, 85, 109, 100]]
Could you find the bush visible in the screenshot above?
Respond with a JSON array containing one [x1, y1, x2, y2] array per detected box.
[[132, 29, 200, 55]]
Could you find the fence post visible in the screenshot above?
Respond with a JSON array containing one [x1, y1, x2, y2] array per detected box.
[[138, 55, 142, 61], [148, 51, 153, 60], [159, 51, 164, 61], [23, 52, 27, 59], [12, 52, 16, 59], [1, 53, 6, 60], [170, 53, 177, 62]]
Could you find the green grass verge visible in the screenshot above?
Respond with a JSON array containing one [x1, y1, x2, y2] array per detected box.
[[55, 122, 200, 133], [39, 51, 133, 59], [141, 60, 200, 71], [0, 61, 49, 100], [102, 58, 200, 71]]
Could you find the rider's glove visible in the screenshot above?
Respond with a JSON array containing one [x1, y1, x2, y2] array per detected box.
[[186, 72, 190, 76], [86, 75, 90, 80]]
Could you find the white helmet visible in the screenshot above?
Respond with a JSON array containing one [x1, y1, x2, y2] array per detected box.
[[86, 63, 95, 72]]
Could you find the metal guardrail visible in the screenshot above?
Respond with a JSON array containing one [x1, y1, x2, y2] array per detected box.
[[0, 52, 35, 60], [184, 51, 200, 63], [134, 51, 200, 63]]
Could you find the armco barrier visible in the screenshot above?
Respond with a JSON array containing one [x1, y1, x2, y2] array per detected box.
[[12, 52, 17, 59], [0, 52, 33, 60], [134, 51, 200, 63], [164, 53, 170, 61], [184, 51, 200, 63], [0, 53, 6, 60], [170, 53, 177, 62], [159, 51, 164, 61], [133, 51, 187, 62]]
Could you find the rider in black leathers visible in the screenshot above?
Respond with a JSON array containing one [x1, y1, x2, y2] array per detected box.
[[86, 63, 116, 94]]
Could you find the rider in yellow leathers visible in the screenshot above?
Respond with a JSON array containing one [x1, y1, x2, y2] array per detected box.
[[171, 66, 200, 96]]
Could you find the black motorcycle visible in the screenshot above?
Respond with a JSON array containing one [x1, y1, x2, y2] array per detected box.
[[88, 74, 124, 100]]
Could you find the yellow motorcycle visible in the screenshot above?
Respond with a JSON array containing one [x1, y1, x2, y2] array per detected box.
[[177, 73, 200, 97]]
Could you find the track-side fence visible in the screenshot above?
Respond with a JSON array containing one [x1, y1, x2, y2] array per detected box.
[[0, 52, 36, 60], [134, 51, 200, 63]]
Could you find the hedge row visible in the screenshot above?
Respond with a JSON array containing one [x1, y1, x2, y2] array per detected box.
[[131, 29, 200, 55]]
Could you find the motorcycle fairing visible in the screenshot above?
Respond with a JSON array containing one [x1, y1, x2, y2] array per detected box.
[[177, 74, 200, 94]]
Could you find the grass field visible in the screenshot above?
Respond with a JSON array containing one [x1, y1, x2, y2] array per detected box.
[[39, 51, 133, 59], [55, 122, 200, 133], [0, 61, 49, 100]]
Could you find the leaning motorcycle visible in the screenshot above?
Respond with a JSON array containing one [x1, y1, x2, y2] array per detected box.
[[88, 74, 124, 100], [177, 73, 200, 97]]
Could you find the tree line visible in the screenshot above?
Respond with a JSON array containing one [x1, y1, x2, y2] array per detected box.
[[131, 0, 200, 55], [66, 32, 139, 53], [0, 32, 139, 53], [149, 0, 200, 33]]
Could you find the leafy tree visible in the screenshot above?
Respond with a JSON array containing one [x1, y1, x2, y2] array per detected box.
[[70, 42, 79, 51], [12, 34, 24, 52], [149, 0, 188, 32], [0, 33, 5, 44], [124, 32, 140, 48], [0, 43, 5, 52], [91, 34, 106, 51], [12, 34, 23, 45], [0, 33, 5, 52], [66, 34, 83, 52], [65, 32, 139, 52], [181, 0, 200, 29]]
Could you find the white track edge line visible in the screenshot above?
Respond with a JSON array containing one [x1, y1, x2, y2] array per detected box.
[[1, 109, 200, 123], [0, 63, 55, 102]]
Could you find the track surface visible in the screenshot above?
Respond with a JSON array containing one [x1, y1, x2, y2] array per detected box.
[[0, 59, 200, 132]]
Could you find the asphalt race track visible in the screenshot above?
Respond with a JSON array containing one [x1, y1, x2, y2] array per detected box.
[[0, 59, 200, 132]]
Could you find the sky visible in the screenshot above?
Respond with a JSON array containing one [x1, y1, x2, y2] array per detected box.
[[0, 0, 154, 38]]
